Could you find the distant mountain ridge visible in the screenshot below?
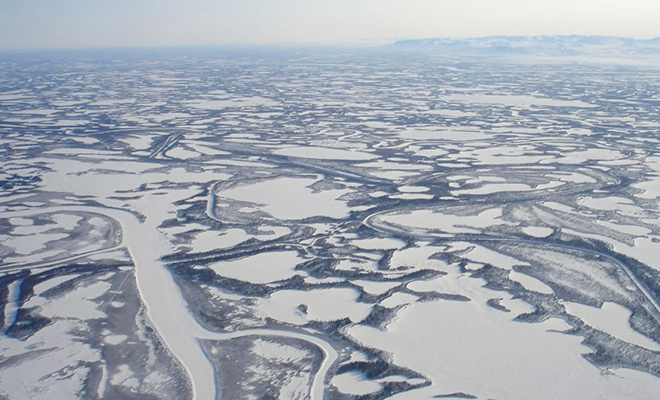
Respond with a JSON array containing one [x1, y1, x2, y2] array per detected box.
[[392, 35, 660, 56]]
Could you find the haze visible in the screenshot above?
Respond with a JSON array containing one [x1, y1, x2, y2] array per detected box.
[[1, 0, 659, 50]]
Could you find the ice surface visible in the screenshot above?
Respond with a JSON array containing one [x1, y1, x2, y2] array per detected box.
[[274, 146, 378, 160], [259, 288, 372, 325], [219, 177, 353, 219], [443, 93, 597, 108], [563, 301, 660, 351], [348, 291, 660, 400], [190, 229, 253, 252], [350, 237, 406, 250], [209, 251, 306, 284], [331, 371, 382, 395], [381, 208, 514, 234], [522, 226, 554, 238]]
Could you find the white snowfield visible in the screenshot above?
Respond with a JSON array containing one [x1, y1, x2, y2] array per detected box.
[[4, 49, 660, 400], [3, 206, 337, 400]]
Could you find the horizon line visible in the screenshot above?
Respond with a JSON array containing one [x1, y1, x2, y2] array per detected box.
[[2, 34, 660, 53]]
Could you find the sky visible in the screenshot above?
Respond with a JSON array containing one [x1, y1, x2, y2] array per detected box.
[[1, 0, 660, 50]]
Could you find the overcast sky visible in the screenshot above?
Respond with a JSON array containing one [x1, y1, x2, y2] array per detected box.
[[1, 0, 660, 49]]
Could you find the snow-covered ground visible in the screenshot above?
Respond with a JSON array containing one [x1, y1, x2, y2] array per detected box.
[[2, 48, 660, 400]]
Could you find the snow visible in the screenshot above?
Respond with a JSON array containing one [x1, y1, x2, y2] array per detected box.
[[8, 217, 32, 226], [39, 280, 110, 320], [389, 246, 453, 273], [104, 334, 128, 345], [398, 185, 430, 193], [165, 146, 200, 160], [0, 322, 100, 400], [522, 226, 554, 238], [443, 93, 597, 108], [3, 232, 68, 255], [51, 213, 83, 230], [380, 292, 418, 308], [273, 146, 378, 160], [563, 301, 660, 351], [190, 229, 253, 253], [451, 183, 533, 195], [509, 270, 554, 294], [578, 196, 646, 217], [399, 129, 490, 141], [259, 288, 372, 325], [350, 237, 406, 250], [32, 275, 78, 295], [251, 339, 309, 362], [331, 371, 382, 395], [390, 193, 434, 200], [448, 241, 528, 270], [550, 148, 623, 164], [381, 208, 514, 234], [209, 251, 306, 284], [358, 160, 433, 171], [348, 289, 660, 400], [2, 279, 21, 333], [219, 177, 353, 220], [596, 221, 651, 236], [351, 280, 401, 295], [185, 97, 278, 109]]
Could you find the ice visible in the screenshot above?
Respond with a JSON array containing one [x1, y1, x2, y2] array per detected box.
[[2, 279, 21, 333], [256, 225, 291, 240], [358, 160, 433, 171], [381, 208, 514, 234], [350, 237, 406, 250], [509, 270, 554, 294], [252, 339, 309, 362], [578, 196, 647, 217], [389, 246, 453, 273], [522, 226, 554, 237], [104, 334, 128, 345], [596, 220, 651, 236], [51, 213, 83, 230], [380, 292, 418, 308], [209, 251, 306, 284], [390, 193, 434, 200], [185, 97, 278, 109], [399, 128, 489, 141], [32, 275, 78, 295], [10, 224, 53, 235], [449, 241, 528, 270], [331, 371, 382, 395], [563, 301, 660, 351], [348, 292, 660, 400], [633, 178, 660, 199], [451, 183, 533, 195], [190, 229, 253, 252], [273, 146, 378, 160], [551, 148, 623, 164], [398, 185, 430, 193], [165, 146, 200, 160], [258, 288, 372, 325], [219, 177, 353, 220], [443, 93, 597, 108], [8, 217, 32, 226], [118, 134, 157, 150], [351, 280, 401, 295]]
